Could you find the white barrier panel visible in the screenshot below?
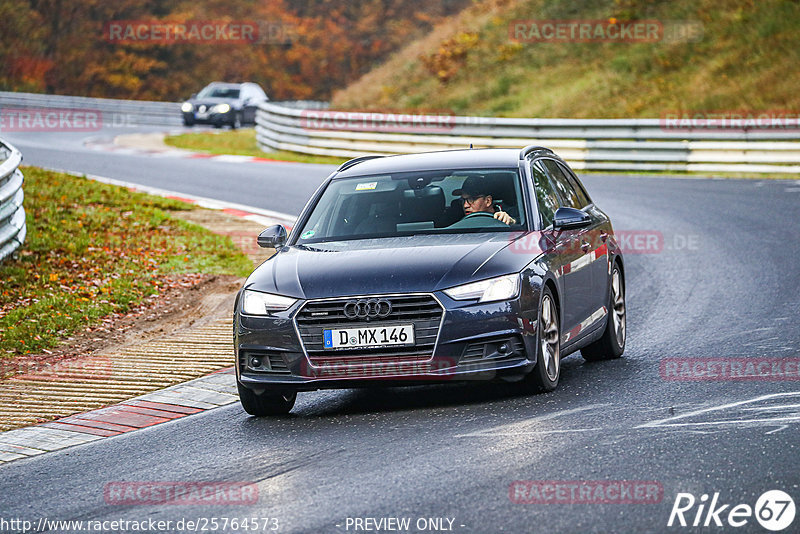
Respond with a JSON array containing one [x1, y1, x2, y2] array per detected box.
[[255, 103, 800, 173], [0, 139, 25, 262]]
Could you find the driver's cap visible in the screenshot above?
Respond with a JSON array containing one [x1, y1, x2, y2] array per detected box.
[[455, 175, 490, 197]]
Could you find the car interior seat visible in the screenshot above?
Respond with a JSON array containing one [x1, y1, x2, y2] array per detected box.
[[398, 186, 445, 231], [352, 191, 403, 236], [483, 171, 519, 222]]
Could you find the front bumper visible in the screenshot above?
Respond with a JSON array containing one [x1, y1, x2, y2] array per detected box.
[[235, 292, 540, 391], [182, 110, 234, 125]]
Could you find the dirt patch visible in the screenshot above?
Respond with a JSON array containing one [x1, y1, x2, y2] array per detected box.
[[1, 207, 272, 380], [1, 273, 242, 379]]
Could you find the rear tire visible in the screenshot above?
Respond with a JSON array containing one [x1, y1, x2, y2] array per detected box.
[[237, 382, 296, 416], [582, 263, 626, 361], [526, 286, 561, 392]]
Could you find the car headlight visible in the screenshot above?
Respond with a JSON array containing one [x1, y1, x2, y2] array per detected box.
[[444, 274, 520, 303], [181, 102, 193, 112], [241, 290, 297, 315], [212, 103, 231, 113]]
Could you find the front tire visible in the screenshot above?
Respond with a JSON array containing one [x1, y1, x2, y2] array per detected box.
[[582, 263, 626, 361], [527, 286, 561, 392], [237, 382, 296, 416]]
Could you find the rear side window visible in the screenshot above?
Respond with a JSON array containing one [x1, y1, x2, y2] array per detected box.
[[542, 159, 585, 209], [530, 161, 560, 228]]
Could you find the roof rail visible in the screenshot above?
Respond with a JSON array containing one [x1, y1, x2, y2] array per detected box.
[[519, 145, 554, 160], [337, 155, 385, 172]]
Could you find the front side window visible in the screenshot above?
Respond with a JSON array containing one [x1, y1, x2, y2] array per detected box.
[[557, 162, 592, 207], [531, 161, 560, 229], [296, 169, 525, 243], [542, 159, 584, 209]]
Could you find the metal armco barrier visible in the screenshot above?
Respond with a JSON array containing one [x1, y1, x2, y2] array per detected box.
[[0, 139, 25, 263], [0, 91, 182, 127], [255, 103, 800, 174], [0, 91, 328, 128]]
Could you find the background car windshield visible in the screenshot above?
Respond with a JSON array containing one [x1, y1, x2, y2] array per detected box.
[[296, 169, 525, 243], [197, 86, 240, 99]]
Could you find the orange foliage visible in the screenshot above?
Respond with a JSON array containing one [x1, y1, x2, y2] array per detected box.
[[0, 0, 470, 100]]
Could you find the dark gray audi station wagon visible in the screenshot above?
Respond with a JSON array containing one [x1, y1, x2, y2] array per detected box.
[[234, 146, 626, 415]]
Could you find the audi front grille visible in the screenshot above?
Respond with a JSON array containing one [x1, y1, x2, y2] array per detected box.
[[294, 294, 444, 367]]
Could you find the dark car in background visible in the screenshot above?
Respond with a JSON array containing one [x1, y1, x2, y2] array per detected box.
[[234, 147, 626, 415], [180, 82, 268, 128]]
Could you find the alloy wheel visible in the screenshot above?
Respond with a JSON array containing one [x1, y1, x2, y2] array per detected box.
[[540, 294, 560, 382], [611, 268, 626, 348]]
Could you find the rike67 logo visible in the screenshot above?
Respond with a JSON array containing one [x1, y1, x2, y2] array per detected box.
[[668, 490, 795, 531]]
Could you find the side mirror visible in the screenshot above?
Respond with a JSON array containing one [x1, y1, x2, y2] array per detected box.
[[189, 93, 197, 99], [553, 207, 591, 230], [257, 225, 287, 248]]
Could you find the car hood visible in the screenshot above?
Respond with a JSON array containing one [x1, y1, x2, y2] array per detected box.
[[244, 233, 537, 299]]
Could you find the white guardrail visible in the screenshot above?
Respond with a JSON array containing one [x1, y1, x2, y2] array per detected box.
[[0, 91, 183, 126], [255, 103, 800, 174], [0, 139, 25, 263], [0, 91, 329, 127]]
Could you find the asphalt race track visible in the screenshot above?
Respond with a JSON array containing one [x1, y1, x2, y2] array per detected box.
[[4, 127, 333, 216], [2, 126, 800, 533]]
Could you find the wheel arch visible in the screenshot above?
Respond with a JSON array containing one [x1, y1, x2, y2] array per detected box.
[[612, 254, 625, 285], [543, 276, 560, 316]]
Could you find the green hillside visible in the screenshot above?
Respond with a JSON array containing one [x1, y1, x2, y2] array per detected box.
[[331, 0, 800, 118]]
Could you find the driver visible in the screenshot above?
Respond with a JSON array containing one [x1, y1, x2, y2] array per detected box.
[[459, 175, 516, 225]]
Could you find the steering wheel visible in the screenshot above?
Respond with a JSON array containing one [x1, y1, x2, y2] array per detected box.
[[464, 211, 496, 219]]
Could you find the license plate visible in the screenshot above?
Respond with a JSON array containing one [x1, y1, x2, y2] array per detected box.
[[196, 112, 208, 119], [323, 324, 414, 349]]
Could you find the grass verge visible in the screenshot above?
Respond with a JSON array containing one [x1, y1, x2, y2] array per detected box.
[[164, 128, 347, 165], [0, 166, 253, 357], [332, 0, 800, 119]]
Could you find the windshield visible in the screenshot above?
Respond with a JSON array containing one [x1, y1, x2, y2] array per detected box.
[[197, 85, 240, 99], [296, 168, 525, 244]]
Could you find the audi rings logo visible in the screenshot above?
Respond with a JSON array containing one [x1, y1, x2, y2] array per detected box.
[[343, 298, 392, 320]]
